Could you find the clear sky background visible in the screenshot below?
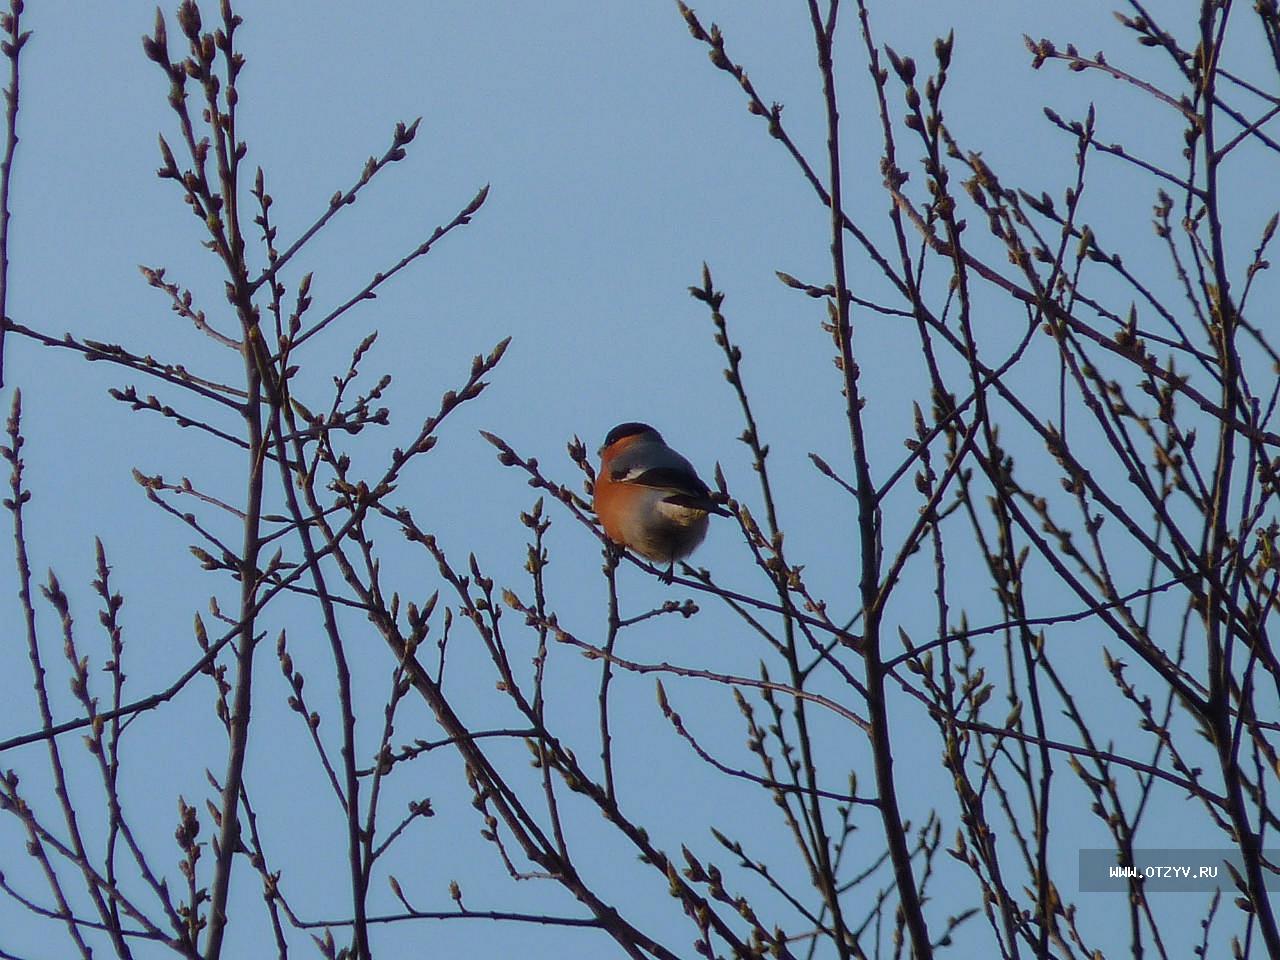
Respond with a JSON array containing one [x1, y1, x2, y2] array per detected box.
[[0, 2, 1274, 958]]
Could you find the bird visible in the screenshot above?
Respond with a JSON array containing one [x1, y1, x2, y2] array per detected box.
[[594, 422, 730, 580]]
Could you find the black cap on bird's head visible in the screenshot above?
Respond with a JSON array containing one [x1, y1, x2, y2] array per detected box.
[[601, 422, 662, 453]]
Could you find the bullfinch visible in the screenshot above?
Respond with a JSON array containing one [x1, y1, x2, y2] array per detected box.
[[594, 422, 730, 579]]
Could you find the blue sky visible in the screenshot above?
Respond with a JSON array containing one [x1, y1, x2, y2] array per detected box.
[[0, 2, 1274, 958]]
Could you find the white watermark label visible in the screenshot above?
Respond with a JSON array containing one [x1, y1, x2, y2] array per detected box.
[[1079, 849, 1280, 893]]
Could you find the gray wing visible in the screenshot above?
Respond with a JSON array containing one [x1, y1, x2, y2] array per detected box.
[[610, 441, 729, 514]]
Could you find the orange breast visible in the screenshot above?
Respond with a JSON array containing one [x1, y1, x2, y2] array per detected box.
[[593, 467, 630, 547]]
